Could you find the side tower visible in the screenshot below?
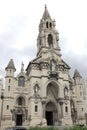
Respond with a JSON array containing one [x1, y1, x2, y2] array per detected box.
[[5, 59, 16, 92], [2, 59, 16, 127], [26, 6, 72, 126], [73, 69, 86, 125]]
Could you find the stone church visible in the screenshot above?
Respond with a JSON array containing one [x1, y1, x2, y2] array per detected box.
[[0, 6, 86, 129]]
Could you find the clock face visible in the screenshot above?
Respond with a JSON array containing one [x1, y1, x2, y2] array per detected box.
[[48, 34, 53, 45]]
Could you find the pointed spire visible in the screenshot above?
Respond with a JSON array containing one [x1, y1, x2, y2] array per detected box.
[[42, 5, 51, 20], [73, 69, 82, 79], [5, 59, 16, 71]]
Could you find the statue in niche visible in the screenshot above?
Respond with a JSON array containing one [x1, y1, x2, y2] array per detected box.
[[34, 84, 39, 96], [64, 87, 68, 97], [21, 62, 24, 72], [50, 59, 56, 72]]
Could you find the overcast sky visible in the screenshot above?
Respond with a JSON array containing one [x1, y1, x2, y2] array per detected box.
[[0, 0, 87, 78]]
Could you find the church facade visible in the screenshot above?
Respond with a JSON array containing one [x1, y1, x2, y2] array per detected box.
[[0, 6, 86, 129]]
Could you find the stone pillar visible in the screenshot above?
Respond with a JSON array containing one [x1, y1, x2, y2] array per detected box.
[[57, 98, 64, 125], [41, 97, 47, 126], [60, 102, 63, 118], [42, 98, 46, 118], [56, 99, 60, 119], [10, 109, 16, 126]]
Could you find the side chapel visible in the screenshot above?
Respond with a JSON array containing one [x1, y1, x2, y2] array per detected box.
[[0, 5, 86, 129]]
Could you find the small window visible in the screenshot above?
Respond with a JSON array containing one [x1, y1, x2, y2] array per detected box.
[[50, 22, 52, 28], [80, 92, 82, 96], [48, 34, 53, 46], [9, 79, 11, 83], [7, 105, 9, 110], [8, 86, 10, 91], [46, 22, 48, 28], [35, 105, 38, 112], [65, 106, 68, 112], [18, 76, 25, 87], [82, 108, 83, 111]]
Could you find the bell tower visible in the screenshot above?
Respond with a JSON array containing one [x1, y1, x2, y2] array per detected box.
[[37, 5, 61, 58]]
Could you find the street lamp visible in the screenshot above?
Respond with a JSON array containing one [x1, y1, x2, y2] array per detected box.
[[0, 92, 4, 127]]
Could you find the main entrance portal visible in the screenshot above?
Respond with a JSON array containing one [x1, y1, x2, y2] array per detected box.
[[46, 111, 53, 125], [16, 114, 22, 126]]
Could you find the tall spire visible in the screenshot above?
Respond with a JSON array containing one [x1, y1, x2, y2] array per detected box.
[[42, 5, 51, 20], [5, 59, 16, 71], [37, 5, 60, 58]]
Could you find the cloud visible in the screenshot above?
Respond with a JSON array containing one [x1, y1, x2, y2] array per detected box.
[[0, 0, 87, 79]]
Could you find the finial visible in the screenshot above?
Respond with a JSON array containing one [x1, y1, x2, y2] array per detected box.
[[21, 62, 24, 72], [45, 4, 47, 10]]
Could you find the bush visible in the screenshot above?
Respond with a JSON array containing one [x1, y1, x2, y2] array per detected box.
[[28, 126, 58, 130], [28, 125, 87, 130]]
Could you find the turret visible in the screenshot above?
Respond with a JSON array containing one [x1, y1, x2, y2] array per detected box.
[[5, 59, 16, 77], [73, 70, 85, 124], [73, 69, 82, 85], [73, 69, 83, 101]]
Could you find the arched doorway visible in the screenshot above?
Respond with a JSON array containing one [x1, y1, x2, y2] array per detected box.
[[46, 82, 59, 125], [16, 114, 23, 126], [15, 96, 26, 126], [16, 108, 24, 126], [45, 101, 58, 125]]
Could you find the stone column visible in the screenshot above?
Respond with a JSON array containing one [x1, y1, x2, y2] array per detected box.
[[42, 98, 47, 126], [60, 102, 63, 118], [56, 99, 59, 119], [42, 98, 46, 118]]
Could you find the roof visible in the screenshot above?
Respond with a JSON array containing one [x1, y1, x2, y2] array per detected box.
[[5, 59, 16, 71], [42, 5, 51, 20], [73, 69, 82, 79]]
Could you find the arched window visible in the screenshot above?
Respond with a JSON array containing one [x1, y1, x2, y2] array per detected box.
[[48, 34, 53, 46], [46, 21, 48, 28], [7, 105, 9, 110], [8, 86, 10, 91], [9, 79, 11, 83], [65, 106, 68, 112], [50, 22, 52, 28], [35, 105, 38, 112], [17, 97, 25, 106], [18, 76, 25, 87]]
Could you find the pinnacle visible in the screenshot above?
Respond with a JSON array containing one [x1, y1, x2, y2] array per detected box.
[[73, 69, 82, 78], [42, 5, 51, 20], [5, 59, 16, 71]]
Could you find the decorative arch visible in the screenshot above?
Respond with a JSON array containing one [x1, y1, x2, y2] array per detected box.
[[44, 80, 62, 97], [33, 83, 40, 95], [64, 87, 68, 96], [18, 76, 25, 87], [16, 96, 26, 106], [47, 82, 58, 100], [46, 80, 60, 98]]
